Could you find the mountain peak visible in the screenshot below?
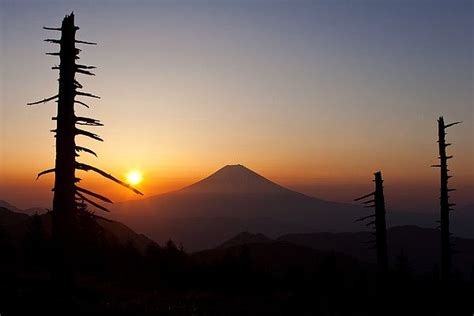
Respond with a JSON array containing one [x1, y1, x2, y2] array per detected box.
[[216, 164, 248, 173], [214, 164, 261, 177], [222, 164, 245, 168], [180, 164, 292, 195]]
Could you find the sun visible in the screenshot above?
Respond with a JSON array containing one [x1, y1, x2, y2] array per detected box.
[[126, 170, 143, 185]]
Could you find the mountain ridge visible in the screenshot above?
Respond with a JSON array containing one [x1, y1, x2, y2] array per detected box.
[[217, 226, 474, 277], [0, 201, 156, 253], [111, 164, 370, 250]]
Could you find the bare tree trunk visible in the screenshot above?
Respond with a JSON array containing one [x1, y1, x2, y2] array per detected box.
[[51, 13, 77, 288], [355, 171, 388, 294], [438, 117, 451, 285], [374, 171, 388, 280], [431, 116, 461, 315], [433, 117, 460, 284]]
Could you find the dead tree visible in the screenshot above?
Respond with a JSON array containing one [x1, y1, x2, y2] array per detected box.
[[355, 171, 388, 283], [28, 12, 142, 286], [431, 116, 461, 284]]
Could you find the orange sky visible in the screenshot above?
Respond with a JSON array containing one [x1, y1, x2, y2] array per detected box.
[[1, 1, 473, 210]]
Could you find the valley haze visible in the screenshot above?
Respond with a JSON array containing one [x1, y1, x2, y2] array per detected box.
[[110, 164, 474, 250]]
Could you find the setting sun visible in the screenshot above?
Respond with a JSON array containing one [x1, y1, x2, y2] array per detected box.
[[126, 170, 143, 185]]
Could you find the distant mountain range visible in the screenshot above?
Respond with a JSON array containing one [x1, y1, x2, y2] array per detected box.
[[0, 200, 47, 216], [2, 164, 472, 251], [111, 164, 473, 250], [214, 227, 474, 278], [192, 238, 368, 281], [2, 198, 473, 279]]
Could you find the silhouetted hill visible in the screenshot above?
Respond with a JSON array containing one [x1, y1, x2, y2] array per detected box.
[[278, 225, 474, 277], [217, 232, 274, 249], [0, 200, 48, 216], [97, 216, 155, 252], [0, 201, 155, 252], [193, 240, 368, 279], [0, 200, 24, 214], [0, 206, 30, 226]]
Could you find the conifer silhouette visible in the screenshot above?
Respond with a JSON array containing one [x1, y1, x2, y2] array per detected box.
[[355, 171, 388, 284], [27, 12, 142, 286], [431, 116, 461, 284]]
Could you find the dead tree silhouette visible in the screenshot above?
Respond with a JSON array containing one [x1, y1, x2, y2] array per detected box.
[[431, 116, 461, 286], [355, 171, 388, 288], [27, 12, 143, 288]]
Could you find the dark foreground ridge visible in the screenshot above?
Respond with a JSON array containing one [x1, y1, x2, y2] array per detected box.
[[1, 203, 473, 315]]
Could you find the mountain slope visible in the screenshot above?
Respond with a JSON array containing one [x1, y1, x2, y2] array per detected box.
[[216, 232, 274, 249], [0, 201, 155, 252], [111, 164, 473, 250], [192, 240, 368, 279], [0, 200, 24, 214], [180, 164, 294, 195], [112, 164, 368, 250], [279, 225, 474, 277], [0, 206, 30, 226], [216, 226, 474, 278]]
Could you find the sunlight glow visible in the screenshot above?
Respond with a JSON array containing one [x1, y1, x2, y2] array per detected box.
[[126, 170, 143, 185]]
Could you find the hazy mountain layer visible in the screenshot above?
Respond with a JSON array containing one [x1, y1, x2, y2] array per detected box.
[[112, 165, 473, 250]]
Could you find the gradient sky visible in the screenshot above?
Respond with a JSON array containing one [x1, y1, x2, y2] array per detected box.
[[1, 0, 472, 210]]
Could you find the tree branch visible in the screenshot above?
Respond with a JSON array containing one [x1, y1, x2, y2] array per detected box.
[[76, 162, 143, 195], [75, 146, 98, 157], [43, 26, 62, 31], [76, 91, 100, 99], [75, 40, 97, 45], [76, 69, 95, 76], [355, 214, 376, 223], [354, 192, 375, 202], [44, 39, 60, 44], [36, 168, 55, 179], [76, 64, 96, 69], [75, 128, 103, 142], [76, 192, 109, 212], [74, 100, 90, 108], [27, 94, 59, 105], [75, 186, 113, 203], [75, 116, 103, 126]]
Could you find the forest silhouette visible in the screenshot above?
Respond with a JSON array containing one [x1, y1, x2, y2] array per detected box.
[[0, 12, 473, 316]]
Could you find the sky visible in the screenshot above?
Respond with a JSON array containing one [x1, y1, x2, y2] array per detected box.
[[0, 0, 472, 210]]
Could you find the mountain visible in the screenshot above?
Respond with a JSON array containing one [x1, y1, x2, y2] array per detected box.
[[278, 225, 474, 277], [0, 201, 155, 252], [216, 226, 474, 278], [112, 164, 372, 250], [192, 240, 368, 279], [0, 200, 24, 213], [109, 164, 473, 251], [0, 206, 30, 226], [0, 199, 48, 216], [181, 164, 292, 195], [216, 232, 274, 249]]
